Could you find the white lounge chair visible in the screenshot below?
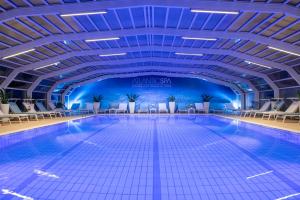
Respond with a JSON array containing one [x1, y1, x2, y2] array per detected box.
[[138, 103, 149, 113], [261, 101, 299, 120], [149, 104, 157, 113], [158, 103, 168, 113], [48, 102, 66, 116], [240, 101, 271, 117], [195, 103, 204, 113], [116, 103, 127, 113], [85, 103, 94, 114], [277, 113, 300, 123], [36, 102, 64, 117], [48, 102, 73, 116], [177, 103, 188, 113], [0, 109, 30, 124], [224, 103, 240, 115], [255, 100, 285, 118], [23, 102, 56, 119], [9, 102, 39, 120]]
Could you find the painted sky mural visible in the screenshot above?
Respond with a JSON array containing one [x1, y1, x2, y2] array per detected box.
[[67, 76, 239, 109]]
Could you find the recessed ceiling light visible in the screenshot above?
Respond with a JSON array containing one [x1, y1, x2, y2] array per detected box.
[[182, 37, 217, 41], [190, 9, 239, 15], [61, 11, 107, 17], [99, 53, 127, 57], [2, 49, 35, 60], [85, 37, 120, 42], [35, 62, 60, 70], [267, 46, 300, 57], [244, 60, 271, 69], [175, 52, 203, 56]]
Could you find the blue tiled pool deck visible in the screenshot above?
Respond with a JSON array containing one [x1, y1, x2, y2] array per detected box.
[[0, 115, 299, 200]]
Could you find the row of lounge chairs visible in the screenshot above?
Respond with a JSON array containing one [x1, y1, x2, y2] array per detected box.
[[0, 101, 88, 124], [104, 102, 207, 113], [240, 100, 300, 123]]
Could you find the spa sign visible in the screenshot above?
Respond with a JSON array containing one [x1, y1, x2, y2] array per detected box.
[[132, 77, 172, 88]]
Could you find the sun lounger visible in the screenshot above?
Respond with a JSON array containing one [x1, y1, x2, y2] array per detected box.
[[36, 102, 64, 117], [158, 103, 168, 113], [177, 103, 188, 113], [9, 102, 39, 120], [23, 102, 57, 119], [195, 103, 204, 113], [240, 101, 271, 117], [277, 113, 300, 123], [138, 103, 149, 113], [116, 103, 127, 113], [48, 102, 75, 116], [224, 103, 240, 115], [0, 109, 29, 124], [255, 100, 285, 119], [260, 101, 297, 120], [254, 100, 284, 118], [268, 101, 299, 121]]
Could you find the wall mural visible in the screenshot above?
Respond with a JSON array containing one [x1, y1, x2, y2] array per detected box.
[[67, 76, 239, 109]]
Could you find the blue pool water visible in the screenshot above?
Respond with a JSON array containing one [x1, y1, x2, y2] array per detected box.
[[0, 115, 299, 200]]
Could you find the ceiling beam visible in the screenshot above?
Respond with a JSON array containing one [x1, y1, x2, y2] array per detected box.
[[1, 28, 299, 59], [1, 0, 299, 22], [28, 58, 276, 97], [2, 46, 298, 89]]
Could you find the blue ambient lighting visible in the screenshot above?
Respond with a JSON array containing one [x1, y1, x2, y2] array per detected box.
[[68, 76, 238, 109]]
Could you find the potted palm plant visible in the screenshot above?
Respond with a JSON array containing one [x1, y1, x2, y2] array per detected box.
[[202, 94, 213, 114], [0, 88, 9, 114], [168, 96, 176, 114], [93, 95, 103, 114], [127, 94, 139, 114]]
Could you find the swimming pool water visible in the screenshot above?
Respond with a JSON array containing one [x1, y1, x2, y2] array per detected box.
[[0, 115, 299, 200]]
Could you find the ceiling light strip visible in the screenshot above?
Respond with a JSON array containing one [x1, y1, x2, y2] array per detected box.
[[244, 60, 271, 69], [85, 37, 120, 42], [35, 62, 60, 70], [99, 53, 127, 57], [268, 46, 300, 57], [182, 37, 217, 41], [61, 11, 107, 17], [2, 49, 35, 60], [190, 9, 239, 15], [175, 52, 203, 56]]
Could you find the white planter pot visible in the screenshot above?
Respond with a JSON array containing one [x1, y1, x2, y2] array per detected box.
[[129, 102, 135, 114], [0, 104, 10, 114], [169, 102, 175, 114], [203, 102, 210, 114], [93, 102, 100, 114]]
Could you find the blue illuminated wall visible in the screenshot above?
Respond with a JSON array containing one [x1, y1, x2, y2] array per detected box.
[[67, 76, 239, 109]]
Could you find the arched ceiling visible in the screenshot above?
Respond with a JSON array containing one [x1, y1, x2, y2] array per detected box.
[[0, 0, 299, 99]]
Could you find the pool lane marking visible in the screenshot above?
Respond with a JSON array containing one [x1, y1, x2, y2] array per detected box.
[[1, 121, 117, 200], [2, 189, 33, 200], [153, 119, 161, 200], [275, 193, 300, 200], [246, 171, 273, 180], [193, 121, 300, 192], [33, 169, 59, 179], [83, 140, 101, 148], [203, 140, 224, 147]]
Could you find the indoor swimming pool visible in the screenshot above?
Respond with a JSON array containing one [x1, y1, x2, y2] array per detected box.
[[0, 115, 299, 200]]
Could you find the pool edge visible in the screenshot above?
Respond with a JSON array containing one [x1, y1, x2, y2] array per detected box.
[[0, 115, 96, 136], [215, 114, 300, 134]]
